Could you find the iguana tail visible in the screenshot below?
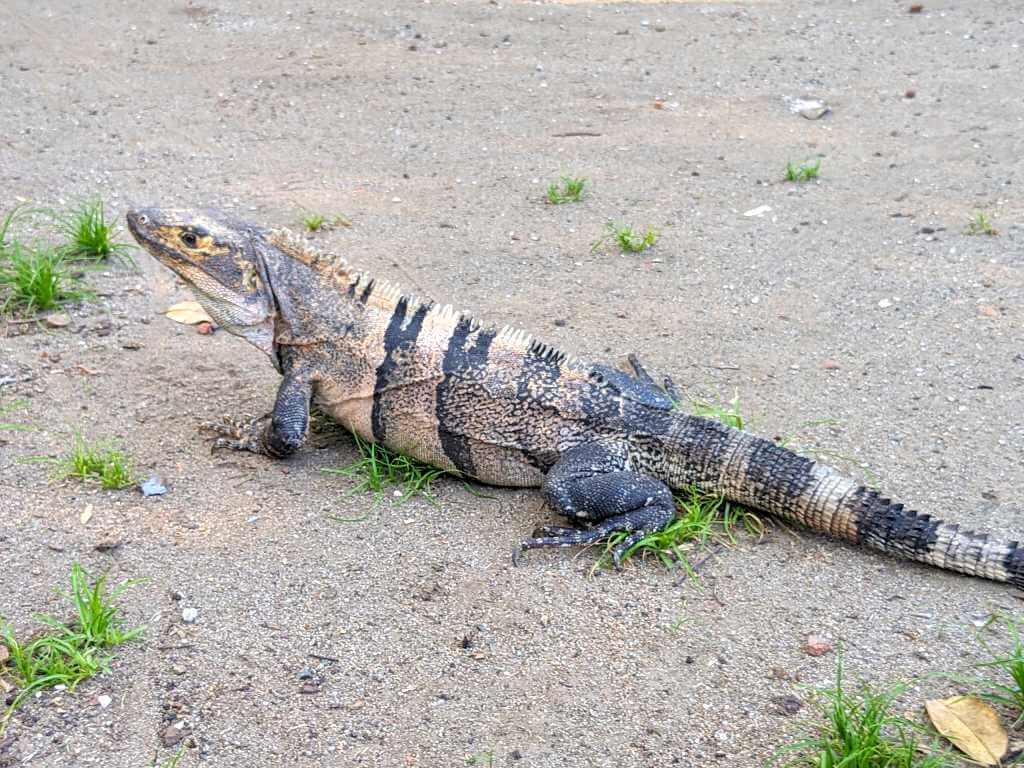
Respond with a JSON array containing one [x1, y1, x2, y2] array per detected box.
[[666, 415, 1024, 588]]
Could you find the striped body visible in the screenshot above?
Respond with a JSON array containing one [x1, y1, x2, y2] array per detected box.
[[126, 209, 1024, 590]]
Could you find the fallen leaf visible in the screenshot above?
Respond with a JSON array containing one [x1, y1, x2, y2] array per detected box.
[[0, 644, 9, 665], [164, 301, 213, 325], [925, 696, 1007, 765], [44, 313, 71, 328], [80, 503, 94, 525]]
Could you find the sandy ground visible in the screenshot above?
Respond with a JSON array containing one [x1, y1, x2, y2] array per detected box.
[[1, 0, 1023, 765]]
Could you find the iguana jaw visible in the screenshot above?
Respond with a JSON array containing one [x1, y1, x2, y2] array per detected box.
[[127, 207, 277, 360]]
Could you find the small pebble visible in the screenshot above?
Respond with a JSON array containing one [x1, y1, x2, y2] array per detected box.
[[181, 607, 199, 624], [804, 635, 833, 657], [97, 695, 112, 709]]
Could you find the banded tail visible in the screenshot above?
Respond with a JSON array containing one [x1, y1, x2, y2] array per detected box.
[[668, 416, 1024, 588]]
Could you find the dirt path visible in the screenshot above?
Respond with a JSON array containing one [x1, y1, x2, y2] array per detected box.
[[1, 1, 1022, 765]]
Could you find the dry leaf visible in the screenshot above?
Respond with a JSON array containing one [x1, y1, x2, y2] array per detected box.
[[0, 643, 9, 665], [80, 503, 94, 525], [164, 301, 213, 325], [925, 696, 1007, 765]]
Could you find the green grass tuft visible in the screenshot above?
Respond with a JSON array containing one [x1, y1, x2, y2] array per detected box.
[[300, 212, 352, 233], [55, 435, 136, 490], [771, 656, 952, 767], [153, 748, 186, 768], [964, 211, 998, 236], [302, 213, 326, 232], [785, 159, 822, 183], [0, 204, 90, 317], [546, 176, 587, 204], [592, 222, 658, 254], [970, 614, 1024, 727], [0, 563, 143, 735], [602, 487, 762, 571], [0, 399, 31, 432], [0, 242, 88, 315], [56, 199, 134, 263], [321, 430, 447, 505]]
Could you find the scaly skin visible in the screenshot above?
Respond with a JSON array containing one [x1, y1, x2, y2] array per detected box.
[[126, 207, 1024, 588]]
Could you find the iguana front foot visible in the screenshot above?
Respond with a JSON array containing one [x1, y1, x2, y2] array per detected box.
[[201, 416, 271, 454]]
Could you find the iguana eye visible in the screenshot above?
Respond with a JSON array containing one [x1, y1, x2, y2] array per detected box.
[[180, 232, 198, 248]]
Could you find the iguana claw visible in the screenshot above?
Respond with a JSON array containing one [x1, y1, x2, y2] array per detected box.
[[201, 415, 269, 454]]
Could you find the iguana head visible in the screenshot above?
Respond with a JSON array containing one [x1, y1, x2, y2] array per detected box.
[[127, 208, 277, 358]]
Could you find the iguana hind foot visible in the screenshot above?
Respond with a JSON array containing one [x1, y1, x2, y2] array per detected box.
[[518, 441, 676, 566]]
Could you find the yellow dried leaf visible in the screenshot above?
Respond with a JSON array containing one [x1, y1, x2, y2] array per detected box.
[[925, 696, 1007, 765], [164, 301, 213, 325]]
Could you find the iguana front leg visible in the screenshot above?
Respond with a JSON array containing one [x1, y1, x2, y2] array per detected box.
[[518, 441, 677, 566], [202, 371, 313, 458]]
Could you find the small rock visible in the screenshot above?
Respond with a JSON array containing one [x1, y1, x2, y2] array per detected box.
[[821, 359, 841, 370], [877, 298, 892, 309], [44, 313, 71, 328], [181, 607, 199, 624], [799, 105, 831, 120], [909, 4, 923, 12], [743, 205, 772, 218], [97, 694, 112, 709], [804, 635, 833, 657], [978, 305, 1000, 318], [94, 535, 124, 553], [160, 723, 187, 747], [140, 477, 168, 497], [773, 695, 803, 716], [120, 340, 144, 351], [297, 668, 315, 680], [299, 681, 320, 694], [195, 322, 215, 335], [904, 89, 916, 99]]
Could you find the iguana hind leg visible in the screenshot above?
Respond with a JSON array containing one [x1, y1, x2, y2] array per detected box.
[[519, 442, 676, 566]]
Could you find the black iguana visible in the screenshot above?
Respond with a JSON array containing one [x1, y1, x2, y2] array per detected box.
[[126, 207, 1024, 589]]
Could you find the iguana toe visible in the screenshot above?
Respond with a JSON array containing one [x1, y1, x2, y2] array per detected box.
[[201, 415, 269, 454]]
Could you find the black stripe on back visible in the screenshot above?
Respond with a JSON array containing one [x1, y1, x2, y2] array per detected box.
[[435, 318, 496, 476], [371, 298, 429, 443], [359, 279, 376, 304], [509, 342, 565, 471]]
